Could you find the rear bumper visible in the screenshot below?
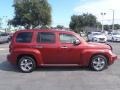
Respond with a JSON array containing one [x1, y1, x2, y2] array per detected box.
[[7, 54, 17, 65]]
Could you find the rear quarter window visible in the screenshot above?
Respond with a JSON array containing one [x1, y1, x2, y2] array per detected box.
[[16, 32, 32, 43]]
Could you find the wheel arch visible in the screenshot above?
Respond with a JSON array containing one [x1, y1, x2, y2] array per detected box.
[[89, 53, 109, 66], [17, 54, 37, 66]]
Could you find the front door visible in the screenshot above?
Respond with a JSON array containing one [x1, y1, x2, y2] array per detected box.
[[58, 33, 81, 64]]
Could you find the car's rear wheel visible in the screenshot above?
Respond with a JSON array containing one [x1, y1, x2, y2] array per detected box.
[[18, 56, 36, 73], [90, 55, 108, 71]]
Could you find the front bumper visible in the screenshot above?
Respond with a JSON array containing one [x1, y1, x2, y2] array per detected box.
[[109, 53, 117, 65]]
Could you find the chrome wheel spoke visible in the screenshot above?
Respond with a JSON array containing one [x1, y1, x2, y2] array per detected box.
[[27, 62, 33, 66], [93, 61, 98, 65], [26, 65, 32, 70], [97, 57, 101, 62], [101, 61, 105, 65]]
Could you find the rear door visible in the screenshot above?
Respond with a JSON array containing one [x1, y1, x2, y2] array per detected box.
[[36, 31, 59, 64]]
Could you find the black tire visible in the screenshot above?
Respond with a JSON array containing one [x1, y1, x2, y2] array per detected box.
[[90, 55, 108, 71], [18, 56, 36, 73]]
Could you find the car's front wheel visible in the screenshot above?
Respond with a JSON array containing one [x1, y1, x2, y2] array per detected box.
[[18, 56, 36, 73], [90, 55, 108, 71]]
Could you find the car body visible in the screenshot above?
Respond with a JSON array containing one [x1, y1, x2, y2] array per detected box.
[[0, 32, 10, 43], [87, 32, 107, 43], [7, 29, 117, 72], [107, 32, 120, 42]]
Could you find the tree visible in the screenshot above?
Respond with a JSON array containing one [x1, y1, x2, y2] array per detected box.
[[103, 24, 120, 31], [9, 0, 51, 29], [114, 24, 120, 30], [69, 13, 99, 33], [56, 25, 64, 29], [104, 25, 110, 31]]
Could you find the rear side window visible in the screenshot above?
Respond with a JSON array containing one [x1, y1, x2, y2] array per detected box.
[[16, 32, 32, 43], [37, 32, 55, 43]]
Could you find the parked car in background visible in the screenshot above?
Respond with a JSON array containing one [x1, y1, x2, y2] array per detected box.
[[107, 32, 120, 42], [0, 32, 10, 43], [7, 29, 117, 73], [87, 32, 107, 43]]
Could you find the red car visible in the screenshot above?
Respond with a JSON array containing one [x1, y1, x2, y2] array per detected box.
[[7, 29, 117, 73]]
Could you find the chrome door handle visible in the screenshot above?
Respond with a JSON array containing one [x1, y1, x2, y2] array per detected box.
[[36, 46, 43, 48], [32, 46, 43, 48], [61, 46, 68, 48]]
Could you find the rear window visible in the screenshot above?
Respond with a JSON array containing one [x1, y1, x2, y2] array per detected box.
[[16, 32, 32, 43], [37, 32, 55, 43]]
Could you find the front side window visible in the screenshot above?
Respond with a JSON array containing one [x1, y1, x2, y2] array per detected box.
[[60, 33, 78, 43], [37, 32, 55, 43], [16, 32, 32, 43]]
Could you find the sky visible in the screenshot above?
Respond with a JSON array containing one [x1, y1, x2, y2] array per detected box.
[[0, 0, 120, 28]]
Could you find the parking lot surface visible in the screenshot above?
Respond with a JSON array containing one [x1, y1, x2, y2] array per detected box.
[[0, 42, 120, 90]]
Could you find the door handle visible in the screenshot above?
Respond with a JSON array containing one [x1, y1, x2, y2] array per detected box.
[[32, 46, 43, 48], [61, 46, 68, 48], [36, 46, 43, 48]]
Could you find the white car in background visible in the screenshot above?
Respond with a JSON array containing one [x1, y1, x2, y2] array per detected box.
[[107, 32, 120, 42], [87, 32, 107, 43], [0, 32, 10, 43]]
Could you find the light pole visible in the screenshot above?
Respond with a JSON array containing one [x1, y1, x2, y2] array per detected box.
[[101, 12, 106, 32], [109, 9, 115, 31], [112, 10, 114, 31]]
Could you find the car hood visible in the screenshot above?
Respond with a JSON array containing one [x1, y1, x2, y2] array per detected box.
[[87, 42, 111, 49]]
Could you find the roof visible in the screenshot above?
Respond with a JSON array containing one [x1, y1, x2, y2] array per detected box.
[[16, 29, 75, 34]]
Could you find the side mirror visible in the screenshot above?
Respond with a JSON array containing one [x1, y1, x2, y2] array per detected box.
[[73, 40, 80, 45]]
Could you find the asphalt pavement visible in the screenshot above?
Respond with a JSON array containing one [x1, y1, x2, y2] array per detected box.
[[0, 42, 120, 90]]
